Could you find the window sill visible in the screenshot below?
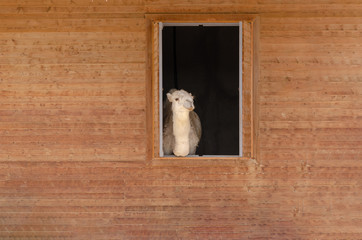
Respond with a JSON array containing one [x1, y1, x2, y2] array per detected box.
[[151, 156, 256, 167]]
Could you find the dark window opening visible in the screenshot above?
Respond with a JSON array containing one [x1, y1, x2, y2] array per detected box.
[[161, 24, 241, 156]]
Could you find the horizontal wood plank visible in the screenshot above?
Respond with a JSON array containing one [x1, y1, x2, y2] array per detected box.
[[0, 1, 361, 239]]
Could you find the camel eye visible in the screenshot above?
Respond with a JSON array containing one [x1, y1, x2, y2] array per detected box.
[[175, 98, 179, 101]]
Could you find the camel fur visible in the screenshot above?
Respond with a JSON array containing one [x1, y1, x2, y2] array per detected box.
[[163, 89, 202, 157]]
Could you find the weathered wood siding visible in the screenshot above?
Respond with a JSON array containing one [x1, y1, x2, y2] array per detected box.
[[1, 0, 361, 239]]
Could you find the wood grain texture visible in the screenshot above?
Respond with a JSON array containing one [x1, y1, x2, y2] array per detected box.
[[1, 0, 361, 239]]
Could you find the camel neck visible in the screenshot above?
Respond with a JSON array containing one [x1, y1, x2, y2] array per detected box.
[[172, 110, 191, 156], [173, 110, 190, 122]]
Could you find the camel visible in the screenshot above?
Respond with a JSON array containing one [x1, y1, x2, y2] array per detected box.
[[163, 89, 202, 157]]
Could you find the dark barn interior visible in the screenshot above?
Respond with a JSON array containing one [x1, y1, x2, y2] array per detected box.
[[162, 26, 240, 155]]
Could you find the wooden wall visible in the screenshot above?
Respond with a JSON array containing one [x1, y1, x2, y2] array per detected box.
[[1, 0, 361, 239]]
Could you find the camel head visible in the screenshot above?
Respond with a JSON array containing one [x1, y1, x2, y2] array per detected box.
[[167, 89, 195, 113]]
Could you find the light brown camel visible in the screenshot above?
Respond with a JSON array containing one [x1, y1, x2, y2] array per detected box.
[[163, 89, 202, 157]]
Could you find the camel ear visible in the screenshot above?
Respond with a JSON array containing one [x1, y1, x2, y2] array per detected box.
[[167, 93, 173, 102]]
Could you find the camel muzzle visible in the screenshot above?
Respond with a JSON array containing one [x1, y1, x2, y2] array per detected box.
[[183, 100, 194, 111]]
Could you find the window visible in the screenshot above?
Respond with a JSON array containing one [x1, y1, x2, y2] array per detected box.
[[160, 23, 241, 156], [146, 14, 259, 160]]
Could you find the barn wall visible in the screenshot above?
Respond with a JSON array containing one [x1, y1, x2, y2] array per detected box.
[[1, 0, 361, 239]]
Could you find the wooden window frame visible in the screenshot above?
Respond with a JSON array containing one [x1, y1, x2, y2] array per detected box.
[[145, 14, 259, 162]]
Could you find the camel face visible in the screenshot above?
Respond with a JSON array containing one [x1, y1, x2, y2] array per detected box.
[[167, 89, 195, 112]]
